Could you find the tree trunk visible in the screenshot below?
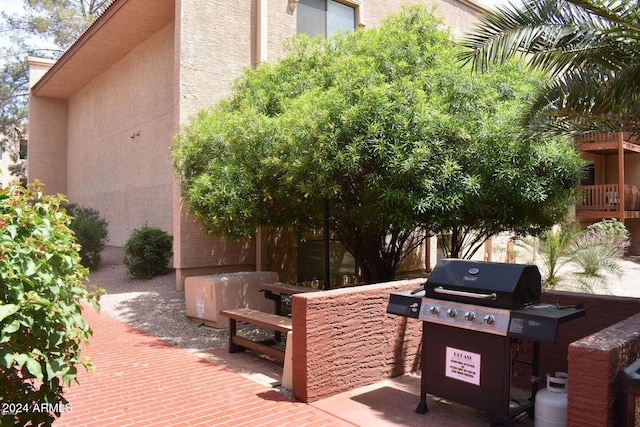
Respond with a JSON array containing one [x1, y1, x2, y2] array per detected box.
[[355, 240, 396, 284]]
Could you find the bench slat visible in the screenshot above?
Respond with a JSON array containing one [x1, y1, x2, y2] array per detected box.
[[220, 308, 292, 333]]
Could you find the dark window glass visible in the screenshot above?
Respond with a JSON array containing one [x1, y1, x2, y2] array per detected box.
[[297, 240, 357, 282], [295, 0, 357, 283]]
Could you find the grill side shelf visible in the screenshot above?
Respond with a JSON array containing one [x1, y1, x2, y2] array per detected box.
[[386, 291, 423, 319], [508, 304, 586, 343]]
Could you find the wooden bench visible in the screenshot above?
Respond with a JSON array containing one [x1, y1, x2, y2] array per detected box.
[[219, 308, 293, 362]]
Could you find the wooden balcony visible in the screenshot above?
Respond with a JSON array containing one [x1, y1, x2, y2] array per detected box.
[[576, 184, 640, 221], [575, 132, 640, 154]]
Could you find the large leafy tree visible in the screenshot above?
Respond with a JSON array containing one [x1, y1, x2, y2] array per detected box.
[[441, 132, 584, 259], [1, 0, 109, 181], [173, 6, 584, 283], [459, 0, 640, 136]]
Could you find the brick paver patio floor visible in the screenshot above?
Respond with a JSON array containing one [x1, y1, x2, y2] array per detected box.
[[55, 305, 351, 427]]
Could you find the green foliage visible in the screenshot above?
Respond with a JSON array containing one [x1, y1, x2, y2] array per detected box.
[[585, 218, 630, 257], [173, 5, 584, 283], [516, 221, 624, 291], [0, 182, 100, 427], [123, 225, 173, 280], [516, 225, 580, 288], [64, 203, 109, 269], [571, 230, 622, 273], [460, 0, 640, 136]]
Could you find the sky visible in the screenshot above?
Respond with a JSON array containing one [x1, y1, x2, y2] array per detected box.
[[0, 0, 25, 55], [1, 0, 23, 15]]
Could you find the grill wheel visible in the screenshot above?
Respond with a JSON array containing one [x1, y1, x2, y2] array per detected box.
[[490, 414, 515, 427]]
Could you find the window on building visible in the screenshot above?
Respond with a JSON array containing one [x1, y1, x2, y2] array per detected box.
[[296, 232, 357, 283], [297, 0, 356, 38]]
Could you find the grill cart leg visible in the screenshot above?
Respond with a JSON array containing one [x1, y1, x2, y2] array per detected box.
[[415, 393, 428, 414], [531, 341, 540, 415], [416, 322, 429, 414]]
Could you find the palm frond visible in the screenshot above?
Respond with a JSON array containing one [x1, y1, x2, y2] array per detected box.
[[460, 0, 640, 77], [522, 64, 640, 136], [460, 0, 640, 137]]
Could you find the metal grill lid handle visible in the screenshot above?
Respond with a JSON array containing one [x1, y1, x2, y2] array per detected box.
[[433, 286, 498, 300]]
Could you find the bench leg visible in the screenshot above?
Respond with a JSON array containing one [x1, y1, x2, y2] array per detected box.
[[282, 331, 293, 389], [227, 318, 244, 353]]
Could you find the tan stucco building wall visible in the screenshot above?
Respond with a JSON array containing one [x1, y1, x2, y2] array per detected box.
[[28, 0, 486, 289], [67, 24, 174, 244]]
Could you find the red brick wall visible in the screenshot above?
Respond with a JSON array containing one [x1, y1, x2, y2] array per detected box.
[[538, 291, 640, 379], [528, 291, 640, 426], [567, 313, 640, 427], [290, 282, 640, 425], [290, 279, 424, 403]]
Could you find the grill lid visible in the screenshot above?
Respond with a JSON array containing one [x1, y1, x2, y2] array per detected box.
[[425, 259, 541, 309]]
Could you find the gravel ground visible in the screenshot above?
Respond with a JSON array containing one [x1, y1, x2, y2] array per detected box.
[[86, 246, 227, 351], [88, 247, 640, 352], [554, 255, 640, 296]]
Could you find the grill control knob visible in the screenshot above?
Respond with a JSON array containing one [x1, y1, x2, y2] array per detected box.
[[464, 311, 476, 322], [429, 306, 440, 316], [484, 314, 496, 326], [446, 308, 457, 319], [410, 302, 419, 313]]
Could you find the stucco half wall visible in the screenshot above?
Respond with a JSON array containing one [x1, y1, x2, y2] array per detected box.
[[291, 279, 424, 403]]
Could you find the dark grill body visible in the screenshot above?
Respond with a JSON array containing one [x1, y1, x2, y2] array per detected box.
[[386, 258, 585, 427]]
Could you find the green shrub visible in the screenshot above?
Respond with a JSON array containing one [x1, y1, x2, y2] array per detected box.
[[123, 225, 173, 279], [64, 203, 109, 269], [0, 182, 100, 427], [586, 218, 630, 257]]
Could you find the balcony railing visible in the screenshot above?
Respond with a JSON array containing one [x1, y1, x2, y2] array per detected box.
[[577, 184, 640, 212], [575, 132, 640, 144]]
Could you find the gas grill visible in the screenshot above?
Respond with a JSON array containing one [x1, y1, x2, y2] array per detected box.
[[387, 259, 585, 427]]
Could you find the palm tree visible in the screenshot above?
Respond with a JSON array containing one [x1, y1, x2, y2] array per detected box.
[[459, 0, 640, 137], [515, 225, 579, 288], [516, 223, 624, 291]]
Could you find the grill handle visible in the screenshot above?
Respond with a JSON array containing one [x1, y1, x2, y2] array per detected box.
[[433, 286, 497, 301]]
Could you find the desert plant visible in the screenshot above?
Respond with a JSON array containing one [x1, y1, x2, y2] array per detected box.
[[0, 182, 100, 427], [64, 203, 109, 269], [516, 225, 580, 288], [123, 225, 173, 279], [517, 222, 624, 292], [569, 227, 623, 293], [585, 218, 630, 258]]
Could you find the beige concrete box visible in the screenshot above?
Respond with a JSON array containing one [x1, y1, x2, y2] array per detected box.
[[185, 272, 279, 328]]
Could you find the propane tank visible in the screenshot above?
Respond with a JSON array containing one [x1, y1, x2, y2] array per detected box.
[[535, 372, 568, 427]]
